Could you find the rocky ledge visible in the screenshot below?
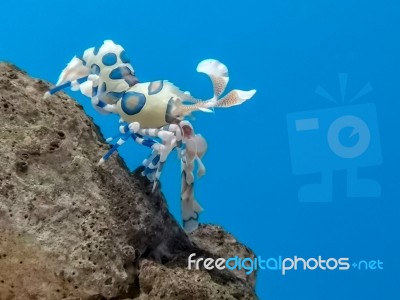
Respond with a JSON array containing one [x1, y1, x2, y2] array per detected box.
[[0, 63, 257, 300]]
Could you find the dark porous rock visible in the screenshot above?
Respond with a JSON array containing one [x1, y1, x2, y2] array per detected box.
[[190, 224, 257, 288], [0, 63, 258, 299]]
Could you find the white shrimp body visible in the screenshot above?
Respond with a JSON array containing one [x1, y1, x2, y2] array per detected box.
[[115, 80, 185, 128], [47, 40, 257, 233]]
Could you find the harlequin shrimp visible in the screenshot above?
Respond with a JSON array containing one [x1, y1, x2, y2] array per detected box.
[[45, 40, 256, 233]]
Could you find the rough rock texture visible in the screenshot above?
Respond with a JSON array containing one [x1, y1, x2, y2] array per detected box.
[[0, 63, 258, 300], [190, 225, 257, 287]]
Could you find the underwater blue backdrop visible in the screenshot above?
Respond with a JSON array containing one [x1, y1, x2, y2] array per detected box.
[[1, 0, 399, 299]]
